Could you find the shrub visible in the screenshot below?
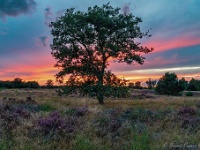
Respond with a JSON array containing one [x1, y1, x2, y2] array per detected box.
[[0, 104, 31, 131], [185, 91, 193, 96], [37, 112, 77, 134], [129, 132, 150, 150], [187, 78, 200, 91], [33, 111, 84, 142], [39, 104, 56, 112], [64, 106, 89, 117], [177, 106, 196, 116], [71, 135, 108, 150], [175, 106, 200, 131]]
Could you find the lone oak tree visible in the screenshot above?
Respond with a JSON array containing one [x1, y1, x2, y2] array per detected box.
[[50, 3, 153, 104]]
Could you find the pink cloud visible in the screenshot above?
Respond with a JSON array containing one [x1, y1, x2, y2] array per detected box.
[[143, 33, 200, 52]]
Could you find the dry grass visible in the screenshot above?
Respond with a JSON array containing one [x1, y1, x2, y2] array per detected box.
[[0, 88, 200, 149]]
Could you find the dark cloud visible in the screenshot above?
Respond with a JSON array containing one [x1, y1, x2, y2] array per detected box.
[[134, 1, 200, 41], [36, 36, 50, 47], [44, 7, 54, 26], [122, 3, 131, 14], [0, 0, 37, 19]]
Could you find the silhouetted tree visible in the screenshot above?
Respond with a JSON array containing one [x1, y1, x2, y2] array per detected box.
[[50, 3, 153, 104], [156, 72, 184, 95], [135, 81, 142, 89], [128, 82, 135, 88], [12, 78, 24, 88], [146, 78, 157, 89], [178, 77, 188, 91], [0, 79, 40, 89], [187, 78, 200, 91], [26, 81, 40, 88], [45, 79, 54, 88]]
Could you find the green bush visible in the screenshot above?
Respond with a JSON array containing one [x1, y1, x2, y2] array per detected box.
[[130, 132, 150, 150], [187, 78, 200, 91], [40, 104, 56, 112], [71, 135, 106, 150], [185, 91, 193, 96], [155, 72, 184, 96]]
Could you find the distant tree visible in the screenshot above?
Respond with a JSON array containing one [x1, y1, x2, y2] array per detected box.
[[26, 81, 40, 88], [135, 81, 142, 89], [178, 77, 188, 91], [50, 3, 153, 104], [45, 79, 54, 88], [0, 80, 12, 88], [0, 79, 40, 89], [12, 78, 24, 88], [128, 82, 135, 88], [187, 78, 200, 91], [146, 78, 157, 89], [155, 72, 183, 95]]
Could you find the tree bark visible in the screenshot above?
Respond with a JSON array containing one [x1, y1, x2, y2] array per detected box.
[[97, 73, 104, 104], [97, 91, 104, 104]]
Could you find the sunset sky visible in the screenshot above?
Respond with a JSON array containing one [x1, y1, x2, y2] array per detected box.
[[0, 0, 200, 85]]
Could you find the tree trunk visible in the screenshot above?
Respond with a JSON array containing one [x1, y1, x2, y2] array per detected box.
[[97, 73, 104, 104], [97, 92, 104, 104]]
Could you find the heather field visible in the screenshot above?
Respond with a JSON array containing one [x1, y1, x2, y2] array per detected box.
[[0, 89, 200, 150]]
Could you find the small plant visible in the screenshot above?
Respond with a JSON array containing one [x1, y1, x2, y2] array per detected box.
[[0, 104, 31, 131], [129, 132, 150, 150], [174, 106, 200, 131], [65, 106, 89, 117], [0, 138, 15, 150], [185, 91, 193, 96], [39, 104, 56, 112], [34, 111, 83, 142], [177, 106, 196, 116], [71, 135, 105, 150]]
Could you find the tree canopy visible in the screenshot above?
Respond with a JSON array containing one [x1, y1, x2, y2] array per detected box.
[[155, 72, 185, 95], [50, 3, 153, 104]]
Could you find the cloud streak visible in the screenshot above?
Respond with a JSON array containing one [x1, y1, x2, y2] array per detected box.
[[0, 0, 37, 19], [35, 36, 50, 47]]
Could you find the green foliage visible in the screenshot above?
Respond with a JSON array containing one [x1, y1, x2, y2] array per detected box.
[[0, 79, 39, 89], [71, 135, 106, 150], [178, 77, 188, 91], [187, 78, 200, 91], [129, 132, 150, 150], [0, 87, 4, 91], [62, 71, 130, 98], [105, 86, 130, 98], [155, 72, 184, 95], [185, 91, 194, 96], [0, 139, 14, 150], [50, 3, 153, 103], [40, 104, 56, 112], [26, 81, 40, 88]]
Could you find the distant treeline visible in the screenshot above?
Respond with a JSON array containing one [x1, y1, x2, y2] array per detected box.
[[1, 75, 200, 92], [0, 78, 56, 89], [0, 78, 40, 88]]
